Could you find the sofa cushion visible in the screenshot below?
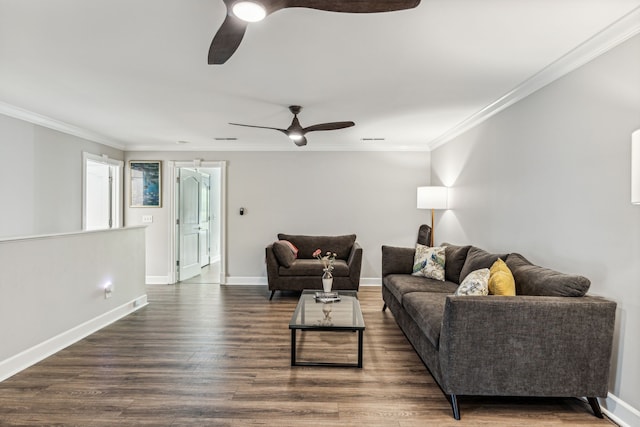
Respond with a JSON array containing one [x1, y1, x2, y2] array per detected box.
[[412, 244, 445, 280], [459, 246, 508, 283], [506, 253, 590, 297], [454, 268, 490, 296], [279, 259, 349, 277], [278, 234, 356, 260], [442, 243, 471, 284], [417, 224, 431, 246], [383, 274, 458, 304], [489, 258, 516, 296], [272, 240, 297, 267], [402, 292, 448, 349]]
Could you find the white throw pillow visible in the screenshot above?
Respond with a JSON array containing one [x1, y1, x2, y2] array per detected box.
[[412, 244, 446, 281], [455, 268, 490, 296]]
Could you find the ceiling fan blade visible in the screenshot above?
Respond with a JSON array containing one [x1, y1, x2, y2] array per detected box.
[[303, 121, 355, 133], [229, 122, 288, 134], [284, 0, 420, 13], [294, 135, 308, 147], [208, 13, 249, 64]]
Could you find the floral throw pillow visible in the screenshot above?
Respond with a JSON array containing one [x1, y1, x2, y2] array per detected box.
[[412, 244, 446, 281], [454, 268, 490, 296]]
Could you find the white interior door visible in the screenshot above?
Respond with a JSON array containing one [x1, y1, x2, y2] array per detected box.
[[170, 161, 226, 285], [178, 168, 202, 281], [85, 161, 111, 230], [83, 153, 122, 231]]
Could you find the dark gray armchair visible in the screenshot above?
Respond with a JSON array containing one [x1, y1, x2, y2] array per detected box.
[[266, 233, 362, 300]]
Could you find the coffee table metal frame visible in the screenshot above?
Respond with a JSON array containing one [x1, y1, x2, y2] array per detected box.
[[289, 290, 365, 368]]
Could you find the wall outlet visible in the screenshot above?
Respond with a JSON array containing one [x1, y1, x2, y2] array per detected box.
[[142, 215, 153, 223], [104, 283, 113, 299]]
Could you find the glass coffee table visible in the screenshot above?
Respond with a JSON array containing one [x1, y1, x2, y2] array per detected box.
[[289, 290, 365, 368]]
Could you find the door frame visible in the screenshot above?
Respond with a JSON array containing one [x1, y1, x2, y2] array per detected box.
[[167, 160, 227, 284]]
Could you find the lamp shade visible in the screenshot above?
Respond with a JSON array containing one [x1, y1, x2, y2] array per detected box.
[[417, 186, 448, 210], [633, 129, 640, 205]]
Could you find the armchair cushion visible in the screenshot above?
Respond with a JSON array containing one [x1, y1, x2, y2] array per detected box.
[[278, 233, 356, 260], [272, 240, 297, 268], [279, 259, 350, 277]]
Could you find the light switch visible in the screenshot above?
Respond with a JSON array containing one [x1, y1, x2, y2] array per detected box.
[[142, 215, 153, 223]]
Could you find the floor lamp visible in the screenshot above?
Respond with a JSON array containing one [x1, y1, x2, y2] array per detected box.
[[417, 186, 448, 247]]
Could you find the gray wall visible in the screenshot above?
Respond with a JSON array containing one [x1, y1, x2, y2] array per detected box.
[[431, 34, 640, 418], [124, 151, 431, 281], [0, 227, 147, 379], [0, 114, 124, 238]]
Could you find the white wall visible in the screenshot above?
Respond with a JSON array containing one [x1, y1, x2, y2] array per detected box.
[[0, 114, 124, 238], [124, 151, 431, 283], [431, 34, 640, 424], [0, 227, 147, 380]]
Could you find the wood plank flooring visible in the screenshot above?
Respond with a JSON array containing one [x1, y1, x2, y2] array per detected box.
[[0, 285, 616, 426]]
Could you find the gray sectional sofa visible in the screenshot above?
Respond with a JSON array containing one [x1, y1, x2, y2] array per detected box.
[[266, 234, 362, 300], [381, 243, 617, 420]]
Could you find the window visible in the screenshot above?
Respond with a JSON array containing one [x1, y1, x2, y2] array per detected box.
[[83, 152, 122, 230]]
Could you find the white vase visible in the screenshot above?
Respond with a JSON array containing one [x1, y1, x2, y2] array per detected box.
[[322, 270, 333, 293]]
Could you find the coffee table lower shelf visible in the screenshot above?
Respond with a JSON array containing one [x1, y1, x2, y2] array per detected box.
[[290, 328, 364, 368]]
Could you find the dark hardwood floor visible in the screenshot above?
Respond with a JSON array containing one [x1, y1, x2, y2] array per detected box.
[[0, 285, 615, 426]]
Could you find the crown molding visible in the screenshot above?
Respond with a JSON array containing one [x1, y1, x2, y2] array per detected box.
[[427, 6, 640, 151], [0, 101, 126, 151], [124, 141, 431, 152]]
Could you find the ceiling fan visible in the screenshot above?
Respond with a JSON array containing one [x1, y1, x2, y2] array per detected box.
[[208, 0, 422, 64], [230, 105, 355, 146]]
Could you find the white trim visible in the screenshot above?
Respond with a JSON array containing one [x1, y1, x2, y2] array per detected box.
[[427, 5, 640, 151], [0, 226, 145, 244], [225, 276, 268, 285], [223, 277, 381, 286], [125, 142, 432, 152], [167, 162, 178, 283], [0, 101, 126, 150], [146, 275, 171, 285], [602, 392, 640, 427], [0, 295, 147, 382]]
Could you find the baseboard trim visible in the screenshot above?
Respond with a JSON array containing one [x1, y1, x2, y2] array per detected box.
[[602, 392, 640, 427], [225, 276, 268, 285], [0, 295, 148, 382], [146, 275, 171, 285]]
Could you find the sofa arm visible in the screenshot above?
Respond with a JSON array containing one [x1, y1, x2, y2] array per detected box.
[[381, 245, 415, 277], [347, 242, 363, 286], [439, 295, 616, 397], [265, 244, 280, 289]]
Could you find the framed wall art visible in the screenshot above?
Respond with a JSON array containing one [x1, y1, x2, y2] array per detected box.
[[130, 161, 162, 207]]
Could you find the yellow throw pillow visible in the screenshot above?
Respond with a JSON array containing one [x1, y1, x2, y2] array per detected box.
[[488, 258, 516, 296]]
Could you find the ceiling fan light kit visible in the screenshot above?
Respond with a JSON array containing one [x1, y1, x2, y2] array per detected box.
[[209, 0, 422, 64], [232, 1, 266, 22], [230, 105, 354, 147]]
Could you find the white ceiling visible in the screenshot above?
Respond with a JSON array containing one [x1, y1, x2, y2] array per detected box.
[[0, 0, 639, 152]]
